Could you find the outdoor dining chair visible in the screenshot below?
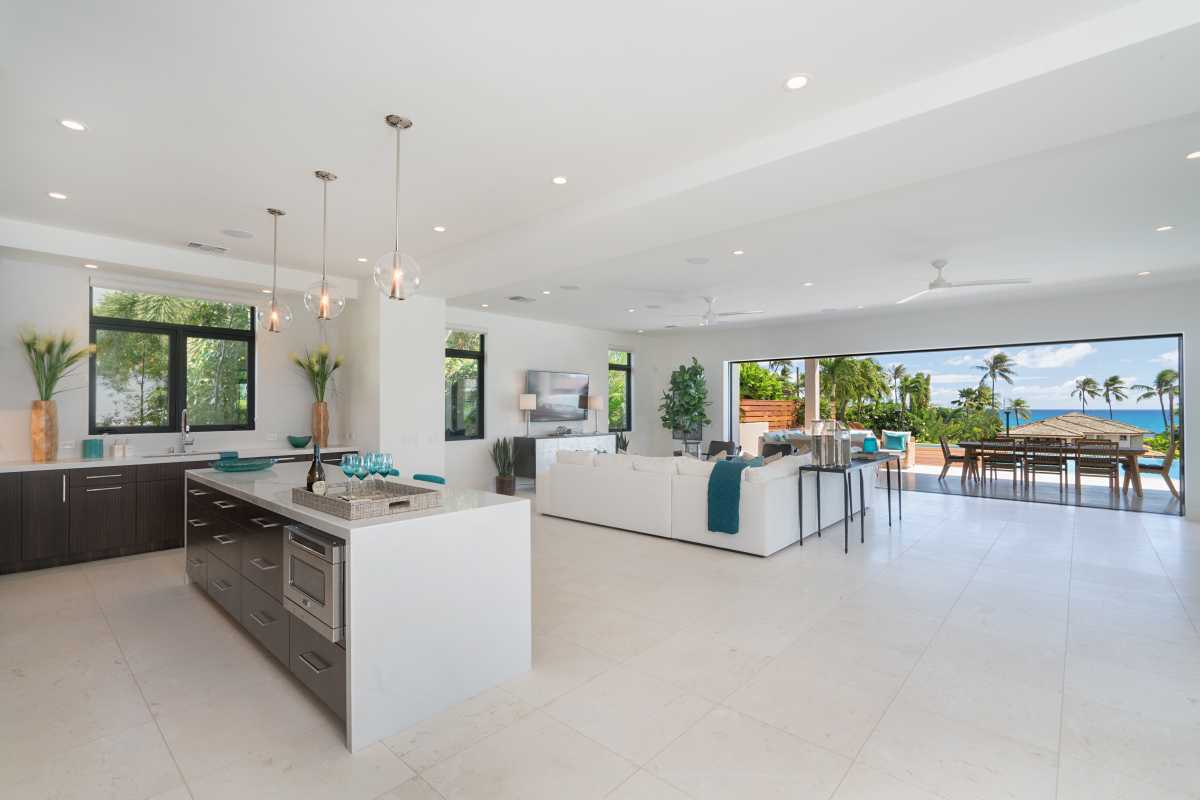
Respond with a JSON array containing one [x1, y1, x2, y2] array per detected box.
[[938, 436, 969, 480], [1076, 438, 1121, 495], [1023, 437, 1068, 492], [979, 440, 1024, 485]]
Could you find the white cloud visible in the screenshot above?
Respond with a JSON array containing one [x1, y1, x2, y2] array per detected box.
[[928, 372, 982, 385], [1010, 343, 1095, 369], [944, 354, 976, 366], [1152, 350, 1178, 365]]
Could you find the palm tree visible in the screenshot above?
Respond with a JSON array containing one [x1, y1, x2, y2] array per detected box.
[[902, 373, 931, 411], [1101, 375, 1128, 419], [1132, 369, 1180, 434], [888, 364, 908, 405], [976, 352, 1016, 410], [819, 357, 859, 421], [1009, 397, 1032, 421], [1071, 377, 1101, 412]]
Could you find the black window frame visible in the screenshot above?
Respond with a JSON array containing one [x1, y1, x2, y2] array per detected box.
[[445, 331, 485, 442], [608, 350, 632, 432], [88, 287, 256, 434]]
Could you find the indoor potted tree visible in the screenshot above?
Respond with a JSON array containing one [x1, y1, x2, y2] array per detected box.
[[292, 345, 342, 447], [19, 329, 94, 463], [491, 436, 516, 495], [659, 357, 711, 456]]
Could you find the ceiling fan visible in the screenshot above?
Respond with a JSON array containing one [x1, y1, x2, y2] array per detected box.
[[896, 259, 1031, 304], [667, 296, 764, 327]]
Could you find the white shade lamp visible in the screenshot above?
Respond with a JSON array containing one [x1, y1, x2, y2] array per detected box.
[[519, 393, 537, 436], [587, 394, 605, 433]]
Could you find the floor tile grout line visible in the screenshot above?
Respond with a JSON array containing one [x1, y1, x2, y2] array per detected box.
[[81, 567, 197, 800], [1051, 517, 1079, 800]]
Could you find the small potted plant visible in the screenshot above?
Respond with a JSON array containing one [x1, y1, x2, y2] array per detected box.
[[491, 437, 515, 495], [19, 329, 94, 462], [614, 432, 629, 454], [292, 345, 342, 447]]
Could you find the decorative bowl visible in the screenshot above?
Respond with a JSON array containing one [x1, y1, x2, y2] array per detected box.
[[211, 457, 277, 473], [287, 435, 312, 449]]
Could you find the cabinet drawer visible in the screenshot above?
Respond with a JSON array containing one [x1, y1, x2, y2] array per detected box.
[[206, 556, 241, 618], [241, 581, 289, 665], [186, 482, 215, 503], [185, 540, 208, 587], [289, 613, 346, 719], [241, 526, 284, 601], [205, 523, 245, 569], [208, 490, 246, 521], [138, 461, 189, 483], [70, 466, 137, 488]]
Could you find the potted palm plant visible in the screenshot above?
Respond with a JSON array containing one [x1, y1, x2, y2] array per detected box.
[[19, 329, 95, 462], [292, 345, 343, 447], [491, 437, 515, 495]]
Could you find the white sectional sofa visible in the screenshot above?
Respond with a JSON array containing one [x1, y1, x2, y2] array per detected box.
[[536, 452, 878, 556]]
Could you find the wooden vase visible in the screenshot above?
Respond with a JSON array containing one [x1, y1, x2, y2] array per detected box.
[[30, 400, 58, 463], [311, 401, 330, 448], [495, 476, 516, 496]]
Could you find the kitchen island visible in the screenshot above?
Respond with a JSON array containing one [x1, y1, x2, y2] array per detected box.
[[184, 461, 531, 752]]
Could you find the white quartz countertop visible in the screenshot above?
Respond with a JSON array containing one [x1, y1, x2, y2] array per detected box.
[[0, 444, 357, 474], [186, 461, 526, 540]]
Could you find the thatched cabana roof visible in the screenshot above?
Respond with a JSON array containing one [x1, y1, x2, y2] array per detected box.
[[1007, 412, 1150, 439]]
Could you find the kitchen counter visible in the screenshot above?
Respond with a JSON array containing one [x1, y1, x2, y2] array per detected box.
[[0, 444, 357, 474]]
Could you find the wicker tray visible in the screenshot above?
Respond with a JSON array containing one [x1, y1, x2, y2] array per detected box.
[[291, 481, 443, 521]]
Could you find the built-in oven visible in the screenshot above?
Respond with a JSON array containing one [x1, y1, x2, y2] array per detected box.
[[283, 524, 346, 644]]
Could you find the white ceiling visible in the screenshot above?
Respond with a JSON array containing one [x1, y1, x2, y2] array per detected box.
[[2, 0, 1199, 327]]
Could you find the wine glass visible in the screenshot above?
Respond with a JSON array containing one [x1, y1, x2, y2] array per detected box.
[[354, 453, 371, 495], [340, 454, 360, 498], [377, 453, 393, 486]]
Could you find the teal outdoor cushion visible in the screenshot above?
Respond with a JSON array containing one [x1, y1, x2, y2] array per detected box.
[[884, 432, 906, 451]]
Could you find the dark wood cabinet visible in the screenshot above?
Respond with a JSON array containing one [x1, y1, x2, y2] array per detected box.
[[21, 470, 69, 562], [69, 482, 138, 555], [0, 474, 20, 565], [138, 479, 183, 547]]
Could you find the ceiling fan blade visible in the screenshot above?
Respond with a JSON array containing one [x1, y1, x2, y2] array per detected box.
[[895, 289, 931, 305], [947, 279, 1032, 288], [716, 310, 764, 317]]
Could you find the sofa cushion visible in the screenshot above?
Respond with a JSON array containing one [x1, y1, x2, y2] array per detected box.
[[632, 455, 677, 474], [745, 454, 803, 482], [594, 452, 633, 470], [677, 458, 716, 478], [557, 450, 595, 467]]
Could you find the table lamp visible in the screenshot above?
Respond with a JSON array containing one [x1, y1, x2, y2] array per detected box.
[[587, 394, 606, 433], [519, 393, 537, 436]]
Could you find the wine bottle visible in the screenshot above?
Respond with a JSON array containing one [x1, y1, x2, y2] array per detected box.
[[307, 443, 325, 492]]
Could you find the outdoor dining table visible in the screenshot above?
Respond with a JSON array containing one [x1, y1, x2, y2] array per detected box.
[[956, 440, 1150, 496]]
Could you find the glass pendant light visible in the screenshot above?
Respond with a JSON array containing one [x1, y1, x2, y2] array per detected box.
[[256, 208, 293, 333], [304, 170, 347, 320], [372, 114, 423, 300]]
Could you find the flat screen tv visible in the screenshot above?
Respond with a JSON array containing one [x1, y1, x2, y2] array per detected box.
[[526, 370, 589, 422]]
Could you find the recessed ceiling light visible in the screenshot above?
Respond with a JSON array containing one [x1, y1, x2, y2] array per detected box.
[[627, 308, 636, 313], [803, 281, 814, 287], [59, 119, 87, 132], [433, 225, 446, 232], [356, 257, 368, 262], [1136, 271, 1152, 277], [480, 303, 489, 308], [47, 192, 68, 200], [551, 176, 568, 185], [784, 74, 811, 90], [541, 290, 551, 295], [856, 305, 864, 309], [82, 263, 98, 270], [1187, 151, 1200, 160], [1155, 225, 1174, 232], [636, 329, 645, 334], [732, 249, 745, 256], [221, 228, 253, 239], [260, 288, 272, 293]]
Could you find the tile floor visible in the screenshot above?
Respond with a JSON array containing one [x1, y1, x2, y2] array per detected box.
[[2, 489, 1198, 799]]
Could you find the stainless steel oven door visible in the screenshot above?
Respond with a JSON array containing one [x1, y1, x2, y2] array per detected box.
[[284, 538, 343, 639]]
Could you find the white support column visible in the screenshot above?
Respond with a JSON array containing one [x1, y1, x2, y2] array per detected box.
[[804, 357, 820, 428]]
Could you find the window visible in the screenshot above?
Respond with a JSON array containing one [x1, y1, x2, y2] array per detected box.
[[608, 349, 632, 431], [89, 287, 255, 433], [445, 329, 484, 440]]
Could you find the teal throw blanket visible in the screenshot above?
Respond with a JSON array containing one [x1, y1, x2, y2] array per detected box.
[[707, 459, 751, 534]]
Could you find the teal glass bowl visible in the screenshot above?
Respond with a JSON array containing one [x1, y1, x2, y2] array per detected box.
[[286, 435, 312, 449], [211, 458, 277, 473]]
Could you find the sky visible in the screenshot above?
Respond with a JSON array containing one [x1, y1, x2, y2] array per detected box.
[[767, 336, 1180, 410]]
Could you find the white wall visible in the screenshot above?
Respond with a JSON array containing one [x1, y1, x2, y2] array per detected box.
[[636, 278, 1198, 518], [0, 255, 353, 461], [377, 295, 447, 478], [443, 309, 641, 490]]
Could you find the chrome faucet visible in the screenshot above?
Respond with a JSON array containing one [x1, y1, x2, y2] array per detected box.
[[179, 407, 195, 453]]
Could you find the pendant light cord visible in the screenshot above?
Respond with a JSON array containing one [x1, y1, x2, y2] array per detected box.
[[271, 213, 279, 302], [321, 177, 329, 291], [393, 125, 401, 253]]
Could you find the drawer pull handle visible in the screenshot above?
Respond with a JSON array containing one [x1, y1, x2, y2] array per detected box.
[[249, 557, 278, 572], [85, 473, 124, 480], [298, 651, 333, 674], [210, 578, 233, 592], [213, 500, 237, 510], [187, 557, 204, 568], [188, 489, 210, 497], [187, 518, 209, 528], [249, 516, 281, 529], [86, 486, 122, 493], [212, 534, 237, 545], [249, 610, 277, 627]]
